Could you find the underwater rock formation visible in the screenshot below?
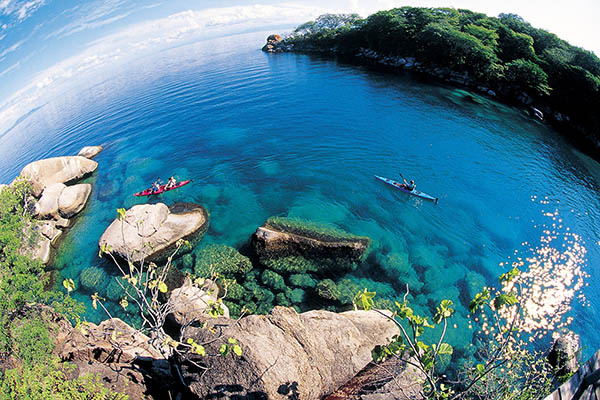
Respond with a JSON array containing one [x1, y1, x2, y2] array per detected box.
[[193, 244, 252, 278], [252, 217, 371, 276], [99, 202, 208, 263], [179, 306, 397, 399]]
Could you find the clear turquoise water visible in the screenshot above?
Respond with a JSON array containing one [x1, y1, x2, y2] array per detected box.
[[1, 31, 599, 362]]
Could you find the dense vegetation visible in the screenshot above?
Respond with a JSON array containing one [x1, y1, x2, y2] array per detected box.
[[0, 184, 123, 398], [284, 8, 600, 153]]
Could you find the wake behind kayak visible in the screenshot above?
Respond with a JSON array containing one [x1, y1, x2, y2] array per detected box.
[[134, 180, 191, 196], [375, 175, 438, 204]]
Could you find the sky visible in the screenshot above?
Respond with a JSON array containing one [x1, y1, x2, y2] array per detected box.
[[0, 0, 599, 136]]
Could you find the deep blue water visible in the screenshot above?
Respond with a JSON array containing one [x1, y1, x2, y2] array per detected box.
[[1, 31, 599, 363]]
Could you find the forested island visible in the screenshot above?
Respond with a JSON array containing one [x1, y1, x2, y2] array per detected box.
[[264, 8, 600, 156]]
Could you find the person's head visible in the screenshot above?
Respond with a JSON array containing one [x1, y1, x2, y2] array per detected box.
[[170, 176, 174, 180], [410, 180, 414, 185]]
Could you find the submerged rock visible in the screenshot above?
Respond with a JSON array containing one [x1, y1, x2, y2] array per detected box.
[[78, 145, 103, 159], [18, 156, 97, 197], [252, 217, 370, 276], [179, 306, 397, 399], [99, 202, 208, 263]]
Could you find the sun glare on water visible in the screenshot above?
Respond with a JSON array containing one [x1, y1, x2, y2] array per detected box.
[[496, 197, 588, 340]]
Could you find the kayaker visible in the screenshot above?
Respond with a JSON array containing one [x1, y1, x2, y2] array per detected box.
[[152, 178, 162, 193], [402, 178, 416, 191], [166, 176, 176, 189]]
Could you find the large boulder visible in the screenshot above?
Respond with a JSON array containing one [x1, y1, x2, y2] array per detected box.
[[252, 217, 370, 276], [78, 145, 103, 159], [99, 202, 208, 263], [18, 156, 97, 197], [179, 306, 397, 399], [34, 182, 66, 218], [58, 183, 91, 218]]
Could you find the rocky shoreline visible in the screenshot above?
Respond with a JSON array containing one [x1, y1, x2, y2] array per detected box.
[[2, 145, 103, 265], [262, 35, 600, 156]]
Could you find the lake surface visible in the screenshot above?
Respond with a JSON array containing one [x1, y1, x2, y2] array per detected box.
[[1, 30, 599, 364]]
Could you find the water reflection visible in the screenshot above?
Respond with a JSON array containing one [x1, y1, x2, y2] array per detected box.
[[498, 198, 588, 340]]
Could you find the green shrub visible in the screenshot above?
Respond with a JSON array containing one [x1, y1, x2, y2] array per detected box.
[[226, 283, 248, 301], [275, 292, 290, 307], [288, 288, 306, 304]]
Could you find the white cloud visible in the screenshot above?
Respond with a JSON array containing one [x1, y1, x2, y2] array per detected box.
[[0, 60, 19, 76], [0, 0, 45, 21], [0, 38, 23, 58]]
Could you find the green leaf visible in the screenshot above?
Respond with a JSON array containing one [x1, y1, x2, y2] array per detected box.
[[476, 363, 485, 375], [353, 288, 376, 311], [469, 288, 490, 313], [493, 292, 518, 309], [219, 344, 228, 356], [228, 338, 238, 344], [499, 267, 520, 283], [158, 281, 168, 293], [437, 343, 453, 355], [117, 208, 126, 220], [62, 278, 75, 293], [232, 344, 242, 356]]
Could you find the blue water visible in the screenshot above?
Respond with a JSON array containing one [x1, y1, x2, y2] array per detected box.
[[1, 31, 599, 364]]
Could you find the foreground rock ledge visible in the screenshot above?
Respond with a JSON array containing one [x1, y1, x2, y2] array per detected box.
[[180, 306, 397, 399], [99, 202, 209, 262]]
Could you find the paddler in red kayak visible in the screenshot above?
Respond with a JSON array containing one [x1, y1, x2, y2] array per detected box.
[[151, 178, 162, 193], [165, 176, 177, 189]]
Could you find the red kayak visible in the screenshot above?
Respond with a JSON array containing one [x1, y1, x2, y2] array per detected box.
[[134, 180, 191, 196]]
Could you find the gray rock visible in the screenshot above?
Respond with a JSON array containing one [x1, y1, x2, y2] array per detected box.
[[168, 277, 229, 326], [99, 202, 208, 263], [55, 217, 72, 228], [78, 145, 103, 159], [39, 221, 63, 247], [18, 156, 97, 197], [34, 183, 66, 218], [180, 306, 397, 399], [548, 330, 581, 376], [58, 183, 91, 218]]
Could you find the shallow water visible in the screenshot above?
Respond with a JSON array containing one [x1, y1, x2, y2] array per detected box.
[[1, 31, 599, 362]]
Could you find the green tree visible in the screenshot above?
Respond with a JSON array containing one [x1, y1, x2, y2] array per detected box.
[[497, 26, 536, 62], [504, 58, 551, 96]]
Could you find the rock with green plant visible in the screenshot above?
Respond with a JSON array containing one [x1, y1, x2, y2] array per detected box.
[[252, 217, 370, 276], [261, 269, 287, 291]]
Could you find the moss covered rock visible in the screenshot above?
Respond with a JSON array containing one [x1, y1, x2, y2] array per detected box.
[[316, 279, 341, 301], [261, 270, 286, 292], [288, 288, 306, 304], [288, 273, 317, 288], [79, 266, 108, 292], [253, 217, 371, 276], [225, 283, 248, 301], [275, 292, 291, 307], [194, 244, 252, 278]]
